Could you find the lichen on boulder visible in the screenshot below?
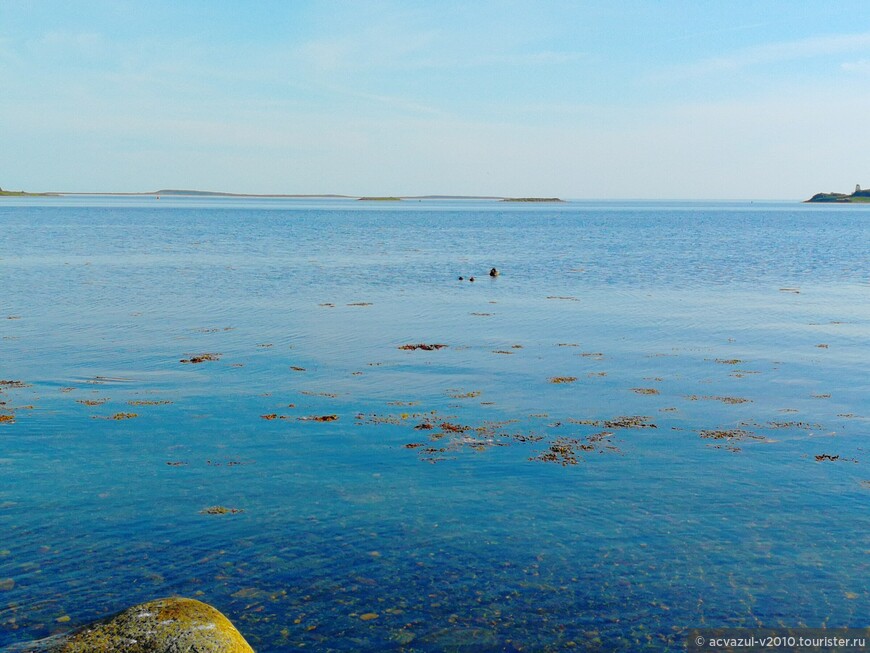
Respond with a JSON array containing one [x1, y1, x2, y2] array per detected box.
[[13, 597, 254, 652]]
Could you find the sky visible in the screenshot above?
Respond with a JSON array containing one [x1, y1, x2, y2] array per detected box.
[[1, 1, 869, 199]]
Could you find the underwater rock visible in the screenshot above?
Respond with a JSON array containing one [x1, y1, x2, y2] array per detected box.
[[11, 597, 254, 652]]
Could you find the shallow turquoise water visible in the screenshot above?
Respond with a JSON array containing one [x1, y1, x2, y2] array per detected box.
[[0, 197, 868, 651]]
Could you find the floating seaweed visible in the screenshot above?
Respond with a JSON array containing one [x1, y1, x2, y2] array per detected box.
[[298, 415, 339, 422], [549, 376, 578, 384], [604, 416, 657, 429], [180, 353, 221, 364], [77, 398, 109, 406], [200, 506, 244, 515], [632, 388, 660, 395], [398, 343, 448, 351], [685, 395, 752, 404], [447, 390, 481, 399], [699, 428, 762, 441], [0, 380, 29, 389]]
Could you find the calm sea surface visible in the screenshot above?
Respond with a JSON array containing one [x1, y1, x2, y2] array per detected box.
[[1, 197, 868, 651]]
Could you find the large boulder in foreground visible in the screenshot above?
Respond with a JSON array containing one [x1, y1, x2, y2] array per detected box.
[[13, 597, 254, 652]]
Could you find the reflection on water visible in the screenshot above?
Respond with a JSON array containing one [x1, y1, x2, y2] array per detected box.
[[1, 198, 868, 651]]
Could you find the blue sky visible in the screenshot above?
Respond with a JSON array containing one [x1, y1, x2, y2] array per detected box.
[[2, 1, 869, 198]]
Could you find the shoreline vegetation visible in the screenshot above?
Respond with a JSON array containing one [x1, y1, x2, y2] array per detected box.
[[501, 197, 565, 202], [806, 185, 870, 203]]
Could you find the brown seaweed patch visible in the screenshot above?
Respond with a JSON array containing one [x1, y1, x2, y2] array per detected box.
[[348, 302, 373, 306], [685, 395, 752, 404], [604, 416, 657, 429], [557, 343, 580, 347], [398, 343, 448, 351], [200, 506, 244, 515], [765, 420, 821, 429], [546, 296, 579, 301], [492, 350, 513, 354], [298, 414, 339, 422], [549, 376, 578, 384], [0, 380, 29, 389], [91, 412, 138, 420], [699, 429, 761, 441], [0, 415, 14, 423], [816, 344, 829, 349], [713, 358, 743, 365], [812, 393, 831, 399], [779, 287, 800, 293], [319, 302, 335, 307], [814, 454, 839, 462], [532, 438, 584, 465], [128, 400, 172, 406], [166, 461, 188, 466], [470, 312, 493, 316], [77, 398, 109, 406], [300, 390, 339, 398], [260, 414, 279, 420], [290, 366, 306, 371], [447, 390, 481, 399], [632, 388, 660, 395], [180, 353, 221, 364]]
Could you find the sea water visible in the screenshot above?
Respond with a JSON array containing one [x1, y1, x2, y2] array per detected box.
[[0, 197, 868, 651]]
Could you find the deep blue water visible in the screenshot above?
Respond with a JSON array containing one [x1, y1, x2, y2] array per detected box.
[[1, 197, 868, 651]]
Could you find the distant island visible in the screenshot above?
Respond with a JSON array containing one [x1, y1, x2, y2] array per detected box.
[[502, 197, 565, 203], [1, 186, 569, 202], [806, 184, 870, 203]]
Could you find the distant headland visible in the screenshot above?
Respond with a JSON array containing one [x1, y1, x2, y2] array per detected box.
[[0, 186, 55, 197], [806, 184, 870, 203]]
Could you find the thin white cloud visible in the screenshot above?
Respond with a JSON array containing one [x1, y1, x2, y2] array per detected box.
[[660, 31, 870, 79], [842, 58, 870, 73]]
